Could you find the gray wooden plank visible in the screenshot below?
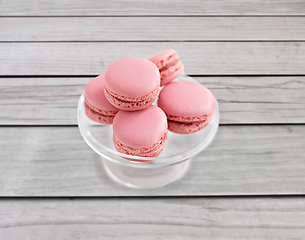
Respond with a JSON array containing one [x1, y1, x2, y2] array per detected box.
[[1, 0, 305, 16], [0, 197, 305, 239], [1, 42, 305, 75], [0, 125, 304, 196], [2, 17, 305, 41], [1, 77, 304, 125]]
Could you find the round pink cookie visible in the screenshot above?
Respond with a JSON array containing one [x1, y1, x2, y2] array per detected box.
[[84, 74, 120, 124], [147, 49, 184, 86], [104, 57, 160, 111], [112, 105, 168, 158], [158, 81, 215, 134]]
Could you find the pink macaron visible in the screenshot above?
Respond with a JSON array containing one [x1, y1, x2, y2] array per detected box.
[[112, 105, 168, 158], [147, 49, 184, 86], [158, 81, 215, 134], [104, 57, 160, 111], [84, 74, 120, 124]]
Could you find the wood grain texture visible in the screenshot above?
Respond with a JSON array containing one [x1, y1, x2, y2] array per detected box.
[[0, 125, 304, 196], [1, 0, 305, 16], [0, 197, 305, 239], [1, 76, 305, 125], [1, 42, 305, 75], [2, 17, 305, 41]]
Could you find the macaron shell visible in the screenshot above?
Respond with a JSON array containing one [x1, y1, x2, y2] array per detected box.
[[160, 61, 184, 86], [105, 57, 160, 99], [168, 112, 214, 134], [84, 74, 119, 113], [84, 102, 115, 124], [158, 81, 215, 119], [146, 49, 179, 70], [113, 132, 167, 157], [104, 84, 159, 111], [113, 105, 168, 149]]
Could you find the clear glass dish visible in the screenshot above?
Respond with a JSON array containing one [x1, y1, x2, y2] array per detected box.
[[77, 75, 219, 189]]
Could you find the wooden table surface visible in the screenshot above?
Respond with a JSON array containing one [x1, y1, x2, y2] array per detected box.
[[1, 0, 305, 239]]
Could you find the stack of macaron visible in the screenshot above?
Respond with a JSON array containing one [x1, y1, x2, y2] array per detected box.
[[83, 49, 215, 158]]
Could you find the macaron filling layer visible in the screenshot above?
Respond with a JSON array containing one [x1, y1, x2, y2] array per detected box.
[[104, 85, 160, 110], [166, 112, 212, 123], [113, 132, 167, 157]]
